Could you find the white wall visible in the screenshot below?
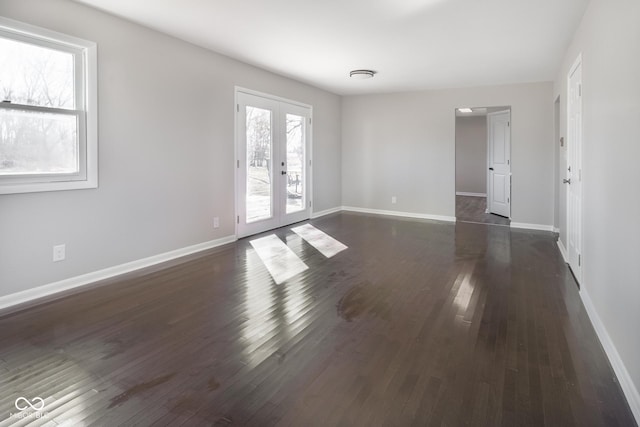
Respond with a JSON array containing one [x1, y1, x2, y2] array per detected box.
[[554, 0, 640, 419], [342, 83, 554, 225], [455, 116, 487, 195], [0, 0, 342, 297]]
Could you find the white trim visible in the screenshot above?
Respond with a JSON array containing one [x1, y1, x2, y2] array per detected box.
[[0, 16, 94, 48], [342, 206, 456, 223], [553, 227, 560, 233], [457, 219, 510, 228], [455, 192, 487, 197], [234, 86, 312, 110], [510, 222, 555, 232], [311, 206, 342, 219], [557, 239, 568, 262], [580, 287, 640, 424], [569, 53, 583, 76], [0, 235, 237, 312]]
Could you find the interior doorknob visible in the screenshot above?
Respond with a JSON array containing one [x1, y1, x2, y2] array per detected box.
[[563, 178, 571, 184], [281, 171, 287, 175]]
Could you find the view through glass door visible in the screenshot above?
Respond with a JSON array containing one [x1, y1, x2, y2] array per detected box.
[[236, 90, 311, 238]]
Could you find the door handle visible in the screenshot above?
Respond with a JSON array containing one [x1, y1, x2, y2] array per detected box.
[[563, 178, 571, 184], [489, 167, 494, 171], [281, 171, 287, 175]]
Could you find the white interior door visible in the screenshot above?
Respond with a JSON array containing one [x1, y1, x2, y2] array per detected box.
[[487, 110, 511, 218], [566, 56, 583, 282], [236, 90, 311, 238]]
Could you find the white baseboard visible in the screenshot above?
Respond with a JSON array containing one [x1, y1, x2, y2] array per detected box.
[[553, 227, 560, 233], [0, 235, 237, 312], [456, 192, 487, 197], [342, 206, 456, 223], [580, 287, 640, 424], [510, 222, 555, 232], [556, 239, 568, 263], [311, 206, 342, 219]]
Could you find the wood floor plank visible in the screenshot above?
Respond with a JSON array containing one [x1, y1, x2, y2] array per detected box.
[[0, 213, 636, 426]]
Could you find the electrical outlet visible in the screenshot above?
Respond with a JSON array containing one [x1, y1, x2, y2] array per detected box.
[[391, 196, 397, 204], [213, 217, 220, 229], [53, 244, 66, 262]]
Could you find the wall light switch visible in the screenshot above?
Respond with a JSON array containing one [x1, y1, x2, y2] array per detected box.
[[213, 217, 220, 229], [391, 196, 397, 204]]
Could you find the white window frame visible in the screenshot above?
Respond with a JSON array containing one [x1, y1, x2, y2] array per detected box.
[[0, 17, 98, 195]]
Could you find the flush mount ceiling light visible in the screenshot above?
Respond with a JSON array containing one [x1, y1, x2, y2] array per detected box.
[[350, 69, 376, 79], [458, 108, 473, 113]]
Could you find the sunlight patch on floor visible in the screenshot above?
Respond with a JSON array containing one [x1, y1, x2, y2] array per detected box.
[[291, 224, 348, 258], [250, 234, 308, 284]]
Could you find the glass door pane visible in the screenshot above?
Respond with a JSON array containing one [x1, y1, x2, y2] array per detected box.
[[285, 113, 305, 214], [246, 106, 273, 223]]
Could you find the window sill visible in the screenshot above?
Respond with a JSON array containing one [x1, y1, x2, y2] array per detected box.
[[0, 177, 98, 195]]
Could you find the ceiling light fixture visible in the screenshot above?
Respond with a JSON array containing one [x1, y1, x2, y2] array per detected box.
[[457, 108, 473, 113], [350, 69, 376, 79]]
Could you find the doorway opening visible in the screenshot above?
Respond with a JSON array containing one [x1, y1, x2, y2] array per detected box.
[[235, 88, 312, 238], [455, 106, 511, 226]]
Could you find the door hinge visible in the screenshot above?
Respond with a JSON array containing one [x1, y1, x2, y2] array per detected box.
[[309, 117, 312, 125], [309, 201, 312, 208], [578, 84, 582, 97], [507, 121, 510, 127], [237, 104, 239, 112], [507, 197, 510, 203], [237, 160, 240, 168], [578, 254, 581, 266], [579, 169, 582, 181], [507, 159, 510, 165], [237, 215, 240, 224]]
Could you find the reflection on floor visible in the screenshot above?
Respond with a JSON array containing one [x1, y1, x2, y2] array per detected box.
[[456, 195, 510, 226], [292, 224, 348, 258], [250, 234, 308, 284], [250, 225, 349, 284], [0, 213, 635, 425]]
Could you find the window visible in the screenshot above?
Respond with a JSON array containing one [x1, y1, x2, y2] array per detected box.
[[0, 17, 97, 194]]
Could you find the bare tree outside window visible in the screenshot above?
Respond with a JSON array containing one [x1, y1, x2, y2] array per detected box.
[[246, 106, 272, 222], [285, 114, 305, 213], [0, 36, 78, 175]]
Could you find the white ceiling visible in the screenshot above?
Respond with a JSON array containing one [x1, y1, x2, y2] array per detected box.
[[72, 0, 590, 95]]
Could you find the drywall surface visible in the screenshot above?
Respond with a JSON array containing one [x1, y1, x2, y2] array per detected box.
[[455, 116, 487, 195], [554, 0, 640, 417], [0, 0, 341, 296], [342, 82, 554, 225]]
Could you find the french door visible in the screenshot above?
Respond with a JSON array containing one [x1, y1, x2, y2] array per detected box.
[[236, 90, 311, 238]]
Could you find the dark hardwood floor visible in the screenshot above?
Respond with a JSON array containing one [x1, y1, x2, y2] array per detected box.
[[456, 195, 510, 226], [0, 212, 636, 426]]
